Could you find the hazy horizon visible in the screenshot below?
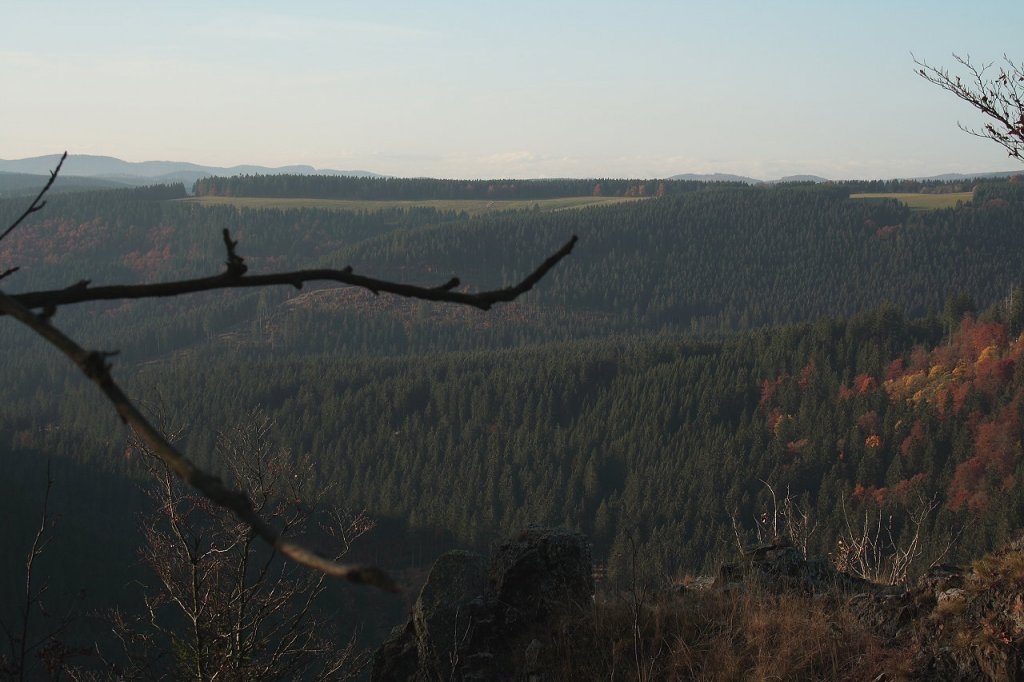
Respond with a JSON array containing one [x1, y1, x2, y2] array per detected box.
[[5, 0, 1024, 180], [3, 151, 1022, 183]]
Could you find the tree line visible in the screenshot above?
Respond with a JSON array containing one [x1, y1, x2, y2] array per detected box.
[[192, 174, 720, 200], [5, 180, 1024, 358]]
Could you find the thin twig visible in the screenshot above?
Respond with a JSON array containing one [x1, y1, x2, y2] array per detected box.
[[17, 462, 53, 682], [0, 152, 67, 243], [915, 54, 1024, 160]]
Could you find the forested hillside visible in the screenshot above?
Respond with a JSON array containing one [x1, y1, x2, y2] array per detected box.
[[5, 179, 1024, 354], [3, 177, 1024, 670], [9, 304, 1024, 579]]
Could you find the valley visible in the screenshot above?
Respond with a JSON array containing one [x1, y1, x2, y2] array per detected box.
[[2, 174, 1024, 676]]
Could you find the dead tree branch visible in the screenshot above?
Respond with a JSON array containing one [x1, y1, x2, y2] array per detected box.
[[114, 413, 370, 679], [915, 53, 1024, 161], [0, 156, 576, 587], [18, 463, 53, 682], [832, 493, 942, 585], [6, 230, 578, 314], [0, 287, 397, 590], [0, 461, 85, 679], [0, 151, 67, 244]]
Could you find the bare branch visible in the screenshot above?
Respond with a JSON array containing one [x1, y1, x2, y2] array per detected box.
[[0, 151, 67, 244], [11, 462, 55, 682], [832, 492, 943, 585], [0, 154, 574, 589], [915, 53, 1024, 161], [0, 289, 398, 592], [121, 414, 370, 678], [7, 232, 578, 314]]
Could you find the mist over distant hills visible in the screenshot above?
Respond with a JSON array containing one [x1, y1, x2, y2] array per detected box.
[[669, 170, 1022, 184], [776, 174, 831, 183], [2, 154, 1020, 196], [0, 154, 384, 192], [667, 172, 832, 184], [913, 170, 1022, 182]]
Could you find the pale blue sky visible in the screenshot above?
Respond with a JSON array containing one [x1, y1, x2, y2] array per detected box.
[[4, 0, 1023, 179]]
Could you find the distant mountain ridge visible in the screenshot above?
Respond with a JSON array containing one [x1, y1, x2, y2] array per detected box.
[[0, 154, 384, 191], [671, 170, 1022, 184], [913, 170, 1022, 182], [668, 172, 830, 184], [775, 174, 830, 184], [3, 154, 1020, 192], [0, 170, 130, 198]]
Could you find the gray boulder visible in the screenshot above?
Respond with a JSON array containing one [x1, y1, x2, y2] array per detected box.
[[372, 527, 593, 681]]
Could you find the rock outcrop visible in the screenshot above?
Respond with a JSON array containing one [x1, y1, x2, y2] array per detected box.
[[374, 530, 1024, 681], [372, 527, 593, 681], [905, 539, 1023, 680], [715, 538, 875, 594], [717, 537, 1023, 679]]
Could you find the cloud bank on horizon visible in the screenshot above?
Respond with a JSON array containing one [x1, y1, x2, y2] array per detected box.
[[3, 0, 1024, 180]]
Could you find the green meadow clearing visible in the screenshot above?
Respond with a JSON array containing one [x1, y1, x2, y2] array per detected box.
[[181, 195, 642, 214], [849, 191, 973, 210]]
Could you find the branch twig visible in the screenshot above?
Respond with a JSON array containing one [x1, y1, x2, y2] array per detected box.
[[0, 154, 575, 585], [7, 233, 577, 314], [0, 152, 67, 244], [915, 53, 1024, 161]]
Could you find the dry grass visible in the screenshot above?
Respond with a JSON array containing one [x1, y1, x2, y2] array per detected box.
[[545, 585, 913, 681], [544, 537, 1024, 680], [972, 542, 1024, 585]]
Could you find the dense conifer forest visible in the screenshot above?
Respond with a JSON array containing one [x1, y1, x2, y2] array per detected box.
[[3, 176, 1024, 671]]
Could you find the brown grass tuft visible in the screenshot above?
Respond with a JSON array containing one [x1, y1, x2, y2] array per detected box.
[[546, 583, 915, 681]]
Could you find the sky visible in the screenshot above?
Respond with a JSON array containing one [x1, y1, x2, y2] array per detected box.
[[4, 0, 1024, 180]]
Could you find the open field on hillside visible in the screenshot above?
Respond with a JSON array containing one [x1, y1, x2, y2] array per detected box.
[[849, 191, 973, 210], [180, 195, 642, 214]]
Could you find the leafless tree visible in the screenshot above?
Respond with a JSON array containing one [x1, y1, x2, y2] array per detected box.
[[730, 480, 817, 559], [0, 462, 88, 680], [109, 411, 370, 681], [0, 155, 576, 590], [915, 53, 1024, 162], [830, 492, 954, 586]]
